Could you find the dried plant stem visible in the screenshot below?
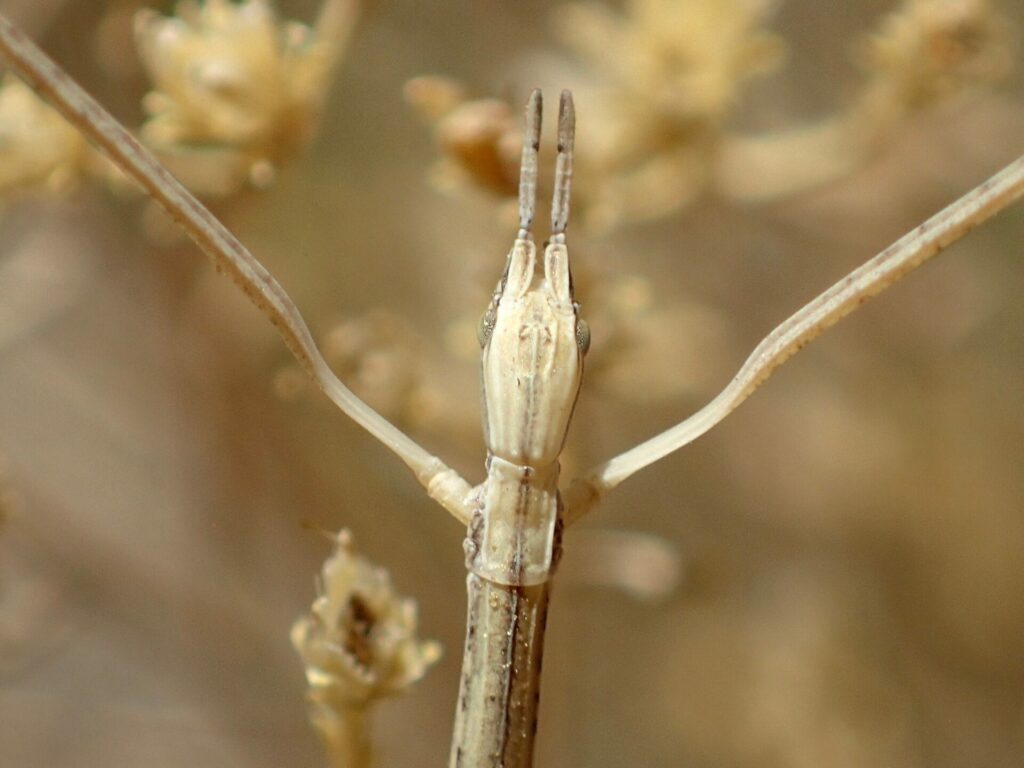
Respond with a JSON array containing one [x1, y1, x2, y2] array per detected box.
[[0, 14, 473, 522], [312, 703, 373, 768], [450, 576, 551, 768]]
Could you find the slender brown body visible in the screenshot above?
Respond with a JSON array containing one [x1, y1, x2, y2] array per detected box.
[[450, 576, 551, 767]]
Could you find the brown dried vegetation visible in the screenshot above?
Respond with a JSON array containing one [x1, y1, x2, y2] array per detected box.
[[1, 1, 1023, 766]]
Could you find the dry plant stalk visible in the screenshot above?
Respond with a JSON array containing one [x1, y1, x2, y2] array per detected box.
[[3, 9, 1024, 768], [292, 530, 441, 768]]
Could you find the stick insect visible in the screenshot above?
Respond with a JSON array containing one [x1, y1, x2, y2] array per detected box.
[[2, 11, 1024, 768]]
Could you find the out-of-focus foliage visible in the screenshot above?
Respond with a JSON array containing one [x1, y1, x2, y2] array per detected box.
[[1, 1, 1023, 767], [0, 0, 355, 201], [136, 0, 356, 192], [0, 74, 91, 194], [412, 0, 1014, 230]]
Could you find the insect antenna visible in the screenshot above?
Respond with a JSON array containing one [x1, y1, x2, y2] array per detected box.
[[518, 88, 542, 239], [551, 89, 575, 240]]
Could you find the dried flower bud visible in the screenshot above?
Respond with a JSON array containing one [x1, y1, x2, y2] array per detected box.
[[404, 75, 466, 122], [407, 77, 523, 200], [134, 0, 350, 187], [557, 0, 784, 123], [435, 99, 522, 197], [409, 2, 785, 232], [0, 74, 90, 195], [858, 0, 1013, 113], [291, 530, 441, 706]]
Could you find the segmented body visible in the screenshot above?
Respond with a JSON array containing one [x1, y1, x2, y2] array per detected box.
[[450, 92, 585, 767]]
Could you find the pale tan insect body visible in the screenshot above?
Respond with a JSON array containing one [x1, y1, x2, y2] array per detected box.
[[474, 235, 585, 586], [468, 91, 586, 589], [449, 92, 586, 766]]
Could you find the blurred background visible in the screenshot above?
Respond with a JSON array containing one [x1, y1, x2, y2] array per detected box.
[[1, 1, 1023, 766]]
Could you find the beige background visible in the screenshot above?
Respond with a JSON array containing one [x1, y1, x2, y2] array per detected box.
[[1, 1, 1023, 766]]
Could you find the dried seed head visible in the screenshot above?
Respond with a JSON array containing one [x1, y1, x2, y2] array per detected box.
[[134, 0, 347, 186], [857, 0, 1014, 112], [406, 76, 523, 201], [291, 530, 441, 706], [408, 0, 1016, 233], [556, 0, 784, 123]]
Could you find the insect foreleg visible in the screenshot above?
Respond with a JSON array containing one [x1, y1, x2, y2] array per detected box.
[[565, 152, 1024, 523], [0, 14, 475, 523]]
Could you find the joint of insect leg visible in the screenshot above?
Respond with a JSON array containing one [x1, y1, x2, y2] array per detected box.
[[422, 464, 474, 526], [562, 476, 603, 527]]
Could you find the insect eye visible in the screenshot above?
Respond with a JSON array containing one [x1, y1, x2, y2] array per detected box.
[[575, 318, 591, 355]]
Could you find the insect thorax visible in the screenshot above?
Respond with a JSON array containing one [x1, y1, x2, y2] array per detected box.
[[465, 456, 563, 587]]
